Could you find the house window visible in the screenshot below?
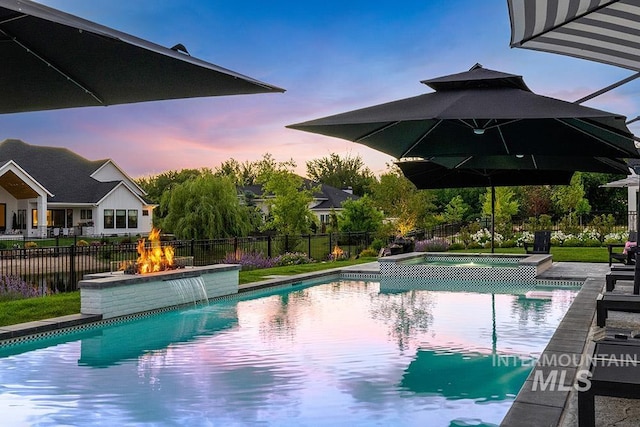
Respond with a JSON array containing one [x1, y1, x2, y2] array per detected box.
[[104, 209, 114, 229], [115, 209, 126, 228], [128, 210, 138, 228], [142, 209, 149, 216], [80, 209, 92, 220], [320, 214, 329, 224]]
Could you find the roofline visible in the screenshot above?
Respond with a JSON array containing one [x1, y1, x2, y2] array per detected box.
[[95, 181, 149, 205], [91, 159, 147, 196], [0, 160, 54, 197]]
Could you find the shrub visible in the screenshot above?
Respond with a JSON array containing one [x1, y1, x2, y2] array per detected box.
[[564, 237, 583, 247], [77, 240, 89, 246], [0, 275, 39, 301], [222, 251, 274, 270], [414, 238, 450, 252], [24, 241, 37, 249], [371, 238, 386, 252], [359, 248, 378, 258], [274, 252, 314, 266], [449, 242, 465, 250]]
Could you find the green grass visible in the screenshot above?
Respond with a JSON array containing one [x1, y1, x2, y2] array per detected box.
[[0, 248, 610, 328], [0, 292, 80, 327]]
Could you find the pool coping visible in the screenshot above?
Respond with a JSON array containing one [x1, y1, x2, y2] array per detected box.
[[0, 260, 600, 427]]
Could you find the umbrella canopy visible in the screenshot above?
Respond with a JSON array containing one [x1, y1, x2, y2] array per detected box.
[[288, 64, 637, 160], [397, 155, 630, 189], [508, 0, 640, 72], [0, 0, 284, 113]]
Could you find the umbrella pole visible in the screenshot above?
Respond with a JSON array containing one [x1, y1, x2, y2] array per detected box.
[[491, 186, 495, 254]]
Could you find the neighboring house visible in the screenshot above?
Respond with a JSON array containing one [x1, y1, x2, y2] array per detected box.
[[240, 179, 359, 229], [0, 139, 155, 238]]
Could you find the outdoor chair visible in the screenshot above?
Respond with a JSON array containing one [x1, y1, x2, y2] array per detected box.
[[596, 293, 640, 327], [578, 338, 640, 426], [605, 270, 639, 294], [523, 231, 551, 255], [608, 231, 637, 266]]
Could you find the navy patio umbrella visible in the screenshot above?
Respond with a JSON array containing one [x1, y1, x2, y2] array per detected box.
[[0, 0, 284, 114]]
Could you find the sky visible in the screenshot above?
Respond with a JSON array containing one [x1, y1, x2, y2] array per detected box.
[[3, 0, 640, 179]]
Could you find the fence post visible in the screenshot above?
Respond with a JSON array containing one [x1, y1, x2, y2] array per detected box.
[[329, 233, 332, 258], [233, 237, 238, 255], [308, 234, 311, 258], [69, 244, 76, 290], [267, 235, 272, 258], [190, 239, 195, 259]]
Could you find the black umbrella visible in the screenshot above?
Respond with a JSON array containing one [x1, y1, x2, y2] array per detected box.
[[0, 0, 284, 113], [287, 64, 637, 160], [396, 156, 630, 252], [508, 0, 640, 72]]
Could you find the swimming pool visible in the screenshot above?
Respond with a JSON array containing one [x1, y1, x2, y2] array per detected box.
[[0, 279, 577, 426]]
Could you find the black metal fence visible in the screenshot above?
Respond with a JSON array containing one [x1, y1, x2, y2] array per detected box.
[[0, 232, 375, 294]]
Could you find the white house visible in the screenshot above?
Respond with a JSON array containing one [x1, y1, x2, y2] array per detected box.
[[0, 139, 155, 238]]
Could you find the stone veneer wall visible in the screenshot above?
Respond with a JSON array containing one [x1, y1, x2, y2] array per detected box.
[[79, 265, 240, 319]]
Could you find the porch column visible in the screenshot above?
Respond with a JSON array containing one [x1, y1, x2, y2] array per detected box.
[[37, 195, 47, 238]]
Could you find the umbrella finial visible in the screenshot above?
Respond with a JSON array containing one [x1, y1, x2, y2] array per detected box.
[[170, 43, 190, 55]]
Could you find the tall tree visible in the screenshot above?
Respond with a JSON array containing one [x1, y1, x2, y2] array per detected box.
[[160, 173, 252, 239], [258, 166, 317, 236], [338, 195, 384, 233], [481, 187, 519, 226], [368, 166, 437, 233], [306, 153, 376, 196]]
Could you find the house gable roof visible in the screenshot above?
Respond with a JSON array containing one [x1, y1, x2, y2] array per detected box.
[[0, 139, 123, 203], [239, 178, 359, 210]]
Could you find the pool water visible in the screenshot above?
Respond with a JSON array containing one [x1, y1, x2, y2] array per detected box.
[[0, 279, 577, 426]]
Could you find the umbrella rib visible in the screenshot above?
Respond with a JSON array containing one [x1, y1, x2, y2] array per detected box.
[[497, 125, 511, 155], [559, 118, 635, 155], [0, 23, 104, 105], [354, 121, 401, 143], [400, 119, 443, 158]]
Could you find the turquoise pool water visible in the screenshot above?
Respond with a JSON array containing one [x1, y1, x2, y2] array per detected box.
[[0, 279, 577, 426]]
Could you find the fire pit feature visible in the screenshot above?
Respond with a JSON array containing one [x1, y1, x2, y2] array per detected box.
[[80, 229, 240, 319], [80, 264, 240, 319]]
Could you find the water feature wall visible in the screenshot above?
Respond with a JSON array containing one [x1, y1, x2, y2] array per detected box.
[[79, 264, 241, 319]]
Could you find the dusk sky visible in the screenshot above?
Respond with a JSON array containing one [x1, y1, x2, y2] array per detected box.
[[4, 0, 640, 178]]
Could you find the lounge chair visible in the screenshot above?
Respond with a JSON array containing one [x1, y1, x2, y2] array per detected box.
[[596, 293, 640, 327], [578, 338, 640, 426], [523, 230, 551, 254], [605, 270, 639, 294], [608, 231, 637, 266]]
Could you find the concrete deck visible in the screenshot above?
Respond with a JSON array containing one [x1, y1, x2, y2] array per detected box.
[[0, 260, 633, 426]]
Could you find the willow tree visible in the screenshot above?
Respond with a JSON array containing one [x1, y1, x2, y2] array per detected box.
[[161, 173, 252, 239]]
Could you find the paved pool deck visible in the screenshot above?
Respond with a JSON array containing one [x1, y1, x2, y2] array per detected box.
[[0, 260, 634, 426]]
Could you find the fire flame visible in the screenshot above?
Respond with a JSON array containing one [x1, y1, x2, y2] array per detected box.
[[331, 245, 344, 260], [136, 228, 175, 274]]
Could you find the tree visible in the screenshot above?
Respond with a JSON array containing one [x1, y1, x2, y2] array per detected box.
[[368, 166, 437, 234], [338, 195, 384, 233], [481, 187, 519, 235], [306, 153, 376, 196], [160, 173, 252, 239], [443, 195, 469, 224], [136, 168, 205, 225], [552, 173, 590, 225], [518, 186, 554, 218], [258, 167, 317, 236]]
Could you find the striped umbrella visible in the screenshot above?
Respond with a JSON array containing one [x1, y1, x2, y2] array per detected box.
[[507, 0, 640, 72]]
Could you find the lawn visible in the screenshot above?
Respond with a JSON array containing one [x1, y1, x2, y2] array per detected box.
[[0, 249, 611, 327]]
